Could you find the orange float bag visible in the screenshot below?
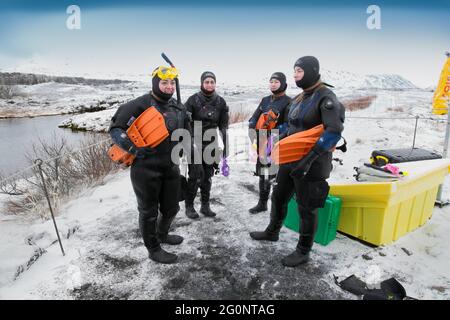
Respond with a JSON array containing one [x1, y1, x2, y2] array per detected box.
[[108, 106, 169, 166], [272, 124, 324, 165], [255, 109, 279, 130]]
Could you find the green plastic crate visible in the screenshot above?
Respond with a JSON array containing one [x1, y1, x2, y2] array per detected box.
[[284, 195, 342, 246]]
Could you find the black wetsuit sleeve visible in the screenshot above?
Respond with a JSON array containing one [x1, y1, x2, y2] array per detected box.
[[184, 96, 195, 116], [110, 127, 136, 154], [248, 98, 264, 129], [273, 97, 292, 141], [182, 108, 202, 163], [320, 96, 345, 134], [219, 98, 229, 158], [281, 98, 292, 124], [108, 95, 149, 152], [312, 96, 345, 154], [109, 95, 147, 131]]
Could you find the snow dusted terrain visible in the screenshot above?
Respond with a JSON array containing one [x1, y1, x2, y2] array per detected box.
[[0, 73, 449, 300], [0, 82, 137, 119], [1, 68, 419, 120], [325, 69, 418, 90]]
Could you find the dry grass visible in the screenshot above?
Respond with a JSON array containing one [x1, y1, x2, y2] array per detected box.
[[0, 85, 20, 99], [229, 109, 252, 124], [229, 95, 378, 123], [387, 106, 405, 112], [342, 95, 377, 111], [0, 135, 117, 218]]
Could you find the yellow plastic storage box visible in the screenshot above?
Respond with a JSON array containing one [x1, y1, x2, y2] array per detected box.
[[330, 159, 450, 246]]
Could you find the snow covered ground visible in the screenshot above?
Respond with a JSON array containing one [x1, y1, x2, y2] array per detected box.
[[0, 82, 139, 118], [0, 78, 449, 300], [1, 68, 422, 120]]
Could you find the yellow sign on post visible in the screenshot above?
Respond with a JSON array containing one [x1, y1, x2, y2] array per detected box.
[[432, 52, 450, 115]]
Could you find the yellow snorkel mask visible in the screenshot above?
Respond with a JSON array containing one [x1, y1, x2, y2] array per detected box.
[[152, 66, 178, 80]]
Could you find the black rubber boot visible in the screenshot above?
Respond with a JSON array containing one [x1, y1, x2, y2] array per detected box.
[[157, 209, 183, 245], [249, 176, 271, 213], [148, 246, 178, 264], [281, 249, 310, 267], [158, 233, 184, 245], [185, 203, 199, 219], [200, 202, 216, 217], [248, 200, 268, 214], [249, 229, 279, 241], [281, 208, 316, 267], [139, 213, 160, 250], [249, 189, 288, 241]]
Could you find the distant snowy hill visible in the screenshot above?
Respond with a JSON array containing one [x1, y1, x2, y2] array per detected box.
[[3, 59, 421, 90], [258, 69, 420, 90], [320, 69, 418, 90]]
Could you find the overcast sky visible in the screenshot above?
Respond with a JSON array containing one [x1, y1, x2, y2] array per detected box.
[[0, 1, 448, 87]]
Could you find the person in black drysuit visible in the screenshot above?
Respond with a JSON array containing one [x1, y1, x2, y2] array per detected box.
[[109, 67, 202, 264], [250, 56, 345, 267], [184, 71, 229, 219], [248, 72, 291, 213]]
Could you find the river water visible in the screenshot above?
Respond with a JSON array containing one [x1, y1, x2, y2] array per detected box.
[[0, 115, 106, 177]]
